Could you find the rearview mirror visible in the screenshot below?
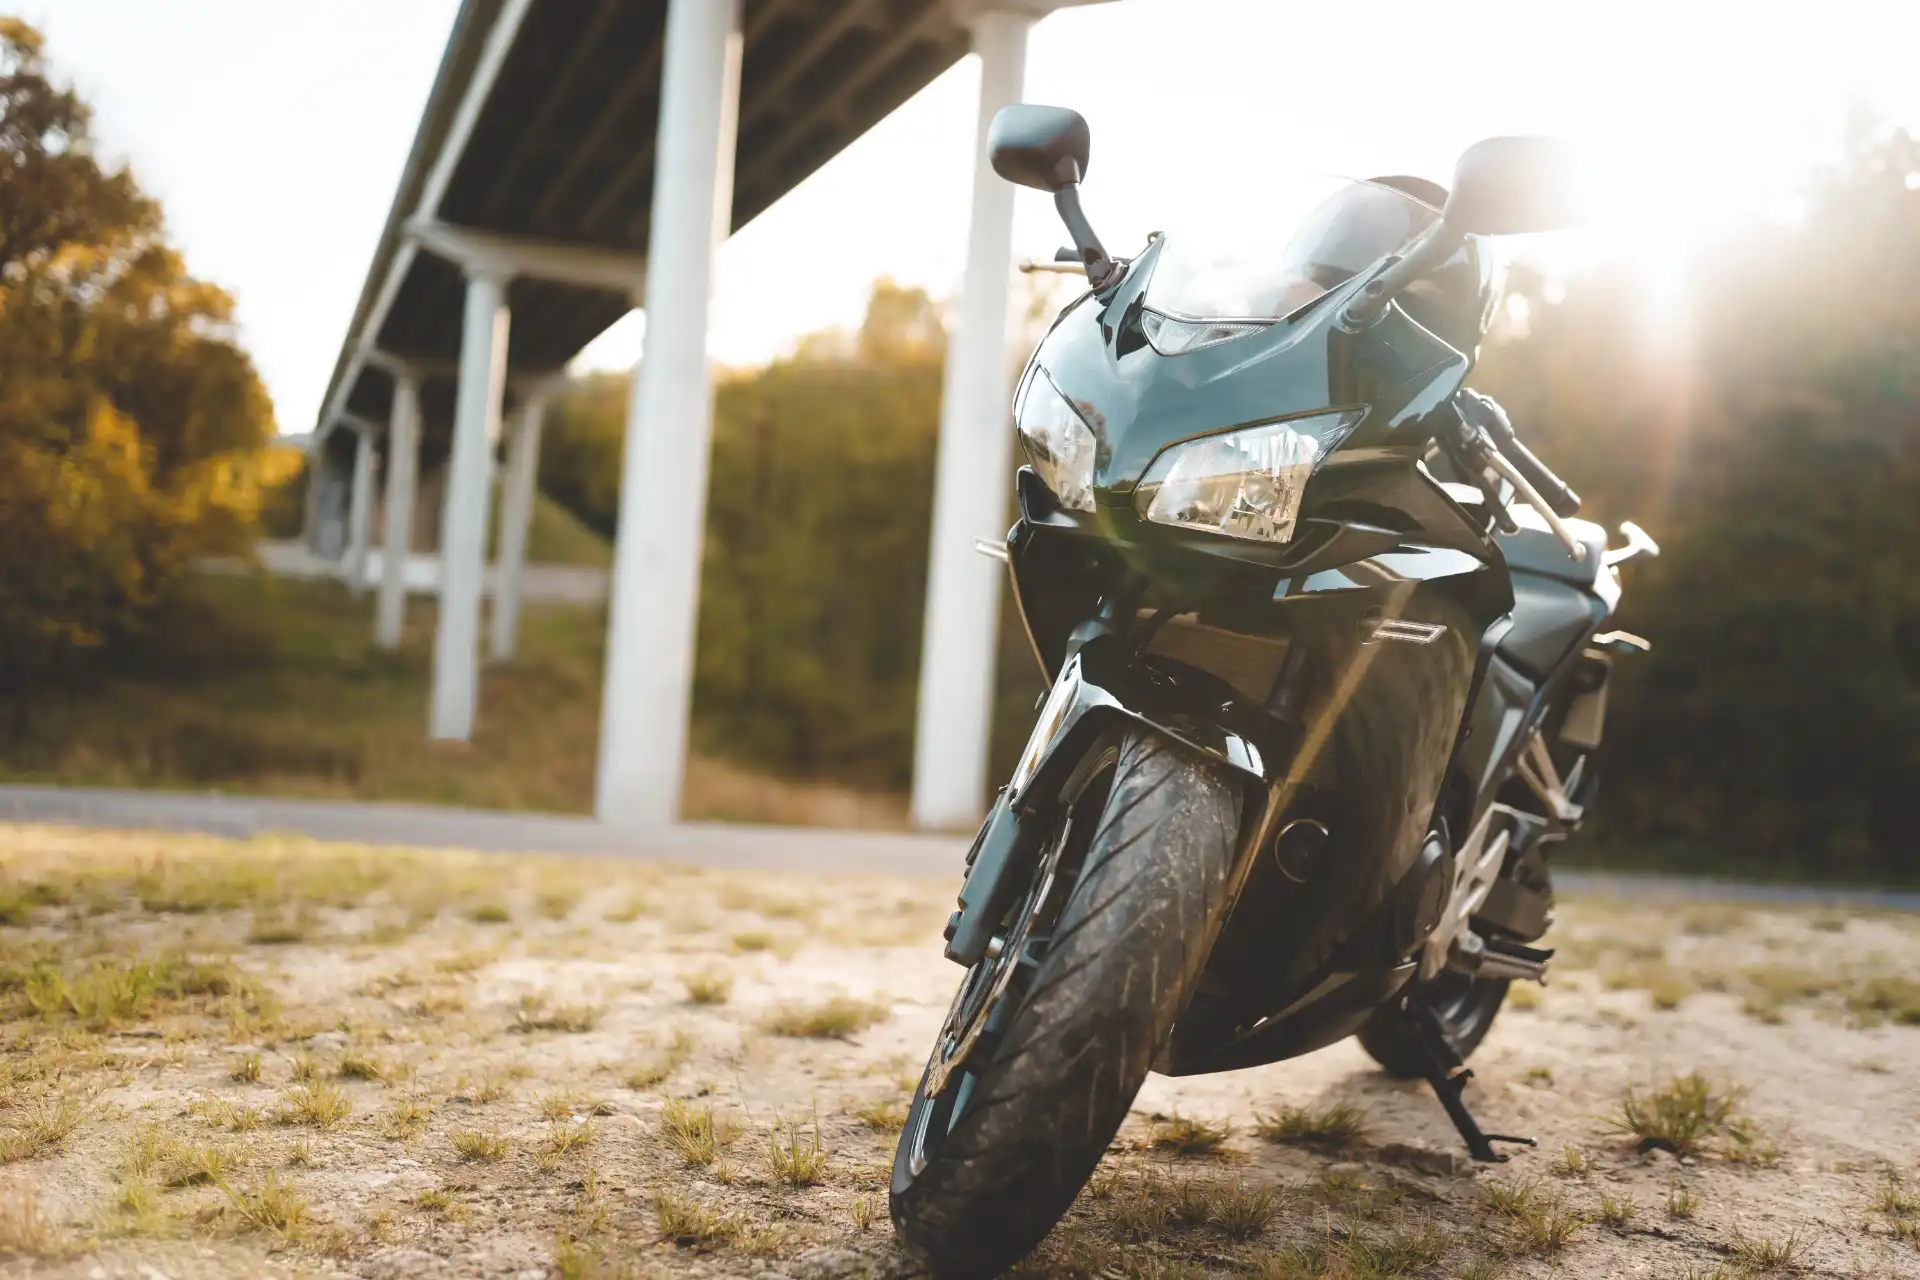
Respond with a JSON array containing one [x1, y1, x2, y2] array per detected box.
[[1445, 136, 1584, 236], [989, 105, 1092, 193]]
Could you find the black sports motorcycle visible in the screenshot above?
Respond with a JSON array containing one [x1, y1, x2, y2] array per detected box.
[[889, 106, 1661, 1276]]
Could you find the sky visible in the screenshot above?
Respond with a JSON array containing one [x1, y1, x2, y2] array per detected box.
[[29, 0, 1920, 437]]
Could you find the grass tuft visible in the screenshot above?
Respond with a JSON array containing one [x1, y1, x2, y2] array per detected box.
[[661, 1099, 731, 1167], [0, 1094, 84, 1164], [761, 995, 888, 1040], [222, 1172, 308, 1238], [1551, 1144, 1591, 1179], [336, 1047, 388, 1082], [681, 968, 733, 1006], [1254, 1101, 1369, 1149], [1150, 1113, 1233, 1157], [513, 993, 607, 1034], [280, 1081, 352, 1130], [1209, 1180, 1281, 1239], [1480, 1176, 1588, 1256], [196, 1097, 264, 1132], [853, 1097, 908, 1133], [1597, 1190, 1638, 1228], [377, 1097, 431, 1140], [1610, 1072, 1741, 1156], [452, 1129, 509, 1162], [229, 1052, 262, 1084], [1729, 1225, 1803, 1271], [1847, 976, 1920, 1027], [767, 1113, 827, 1187], [654, 1187, 740, 1248]]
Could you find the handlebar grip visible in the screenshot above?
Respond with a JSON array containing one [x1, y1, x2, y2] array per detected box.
[[1500, 434, 1581, 518], [1458, 392, 1581, 519]]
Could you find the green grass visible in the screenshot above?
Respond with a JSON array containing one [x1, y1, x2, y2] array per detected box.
[[0, 570, 913, 826], [505, 493, 614, 569], [1610, 1072, 1749, 1157]]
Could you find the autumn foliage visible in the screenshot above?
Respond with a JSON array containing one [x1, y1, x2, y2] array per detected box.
[[0, 20, 284, 699]]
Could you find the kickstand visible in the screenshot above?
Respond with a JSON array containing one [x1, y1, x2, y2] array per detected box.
[[1407, 1002, 1536, 1163]]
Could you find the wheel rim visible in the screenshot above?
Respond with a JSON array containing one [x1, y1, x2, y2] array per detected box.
[[900, 746, 1116, 1183], [1422, 968, 1503, 1039]]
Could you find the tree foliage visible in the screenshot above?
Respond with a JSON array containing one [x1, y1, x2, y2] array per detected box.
[[541, 281, 1041, 792], [1476, 118, 1920, 881], [0, 20, 282, 702]]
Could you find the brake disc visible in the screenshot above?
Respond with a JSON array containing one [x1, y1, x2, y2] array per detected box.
[[922, 815, 1072, 1098]]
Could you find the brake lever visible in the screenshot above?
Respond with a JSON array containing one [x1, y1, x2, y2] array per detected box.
[[1483, 448, 1588, 562]]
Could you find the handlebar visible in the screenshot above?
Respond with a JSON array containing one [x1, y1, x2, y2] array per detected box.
[[1457, 392, 1581, 519]]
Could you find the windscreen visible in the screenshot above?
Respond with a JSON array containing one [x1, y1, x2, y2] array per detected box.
[[1143, 176, 1442, 321]]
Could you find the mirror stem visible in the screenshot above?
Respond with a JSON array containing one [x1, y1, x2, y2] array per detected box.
[[1338, 222, 1465, 332], [1053, 186, 1117, 289]]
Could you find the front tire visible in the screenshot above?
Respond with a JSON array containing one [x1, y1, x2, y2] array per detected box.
[[890, 729, 1242, 1278]]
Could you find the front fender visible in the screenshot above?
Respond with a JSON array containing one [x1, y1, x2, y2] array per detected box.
[[943, 635, 1284, 968], [1012, 636, 1281, 802]]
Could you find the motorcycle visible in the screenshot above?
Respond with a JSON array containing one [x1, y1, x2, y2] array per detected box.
[[889, 105, 1662, 1276]]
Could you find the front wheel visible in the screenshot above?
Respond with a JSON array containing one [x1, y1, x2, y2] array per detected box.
[[890, 729, 1243, 1279]]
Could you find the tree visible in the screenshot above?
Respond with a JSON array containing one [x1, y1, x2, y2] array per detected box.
[[0, 19, 282, 709], [1475, 120, 1920, 882]]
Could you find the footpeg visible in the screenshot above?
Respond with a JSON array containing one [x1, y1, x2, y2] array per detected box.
[[1407, 1002, 1536, 1163], [1447, 931, 1552, 984]]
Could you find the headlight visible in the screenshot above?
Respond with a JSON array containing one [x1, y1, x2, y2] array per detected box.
[[1015, 370, 1097, 513], [1133, 411, 1361, 544]]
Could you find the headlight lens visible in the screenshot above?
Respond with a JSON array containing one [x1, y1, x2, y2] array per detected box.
[[1133, 411, 1361, 544], [1015, 370, 1097, 513]]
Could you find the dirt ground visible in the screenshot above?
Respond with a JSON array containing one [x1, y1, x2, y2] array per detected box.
[[2, 823, 1917, 1279]]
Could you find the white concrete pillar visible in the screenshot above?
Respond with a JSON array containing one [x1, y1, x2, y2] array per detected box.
[[431, 269, 511, 741], [490, 385, 549, 661], [375, 372, 422, 651], [345, 426, 377, 590], [595, 0, 742, 828], [909, 11, 1032, 830]]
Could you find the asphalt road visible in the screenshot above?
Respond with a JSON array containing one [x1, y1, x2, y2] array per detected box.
[[3, 782, 1916, 911]]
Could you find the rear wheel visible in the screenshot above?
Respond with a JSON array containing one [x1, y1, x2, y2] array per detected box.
[[1359, 831, 1553, 1078], [1357, 969, 1510, 1078], [890, 728, 1242, 1279]]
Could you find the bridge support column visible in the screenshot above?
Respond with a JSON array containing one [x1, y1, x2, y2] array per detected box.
[[491, 384, 550, 661], [375, 371, 422, 651], [431, 269, 510, 741], [909, 10, 1032, 830], [595, 0, 742, 828], [344, 425, 377, 591]]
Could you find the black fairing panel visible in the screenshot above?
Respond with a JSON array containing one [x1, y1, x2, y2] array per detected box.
[[1498, 575, 1605, 680], [1150, 552, 1506, 1074], [1492, 522, 1606, 586]]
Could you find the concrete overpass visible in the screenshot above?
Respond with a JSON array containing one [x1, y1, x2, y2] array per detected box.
[[309, 0, 1108, 832]]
